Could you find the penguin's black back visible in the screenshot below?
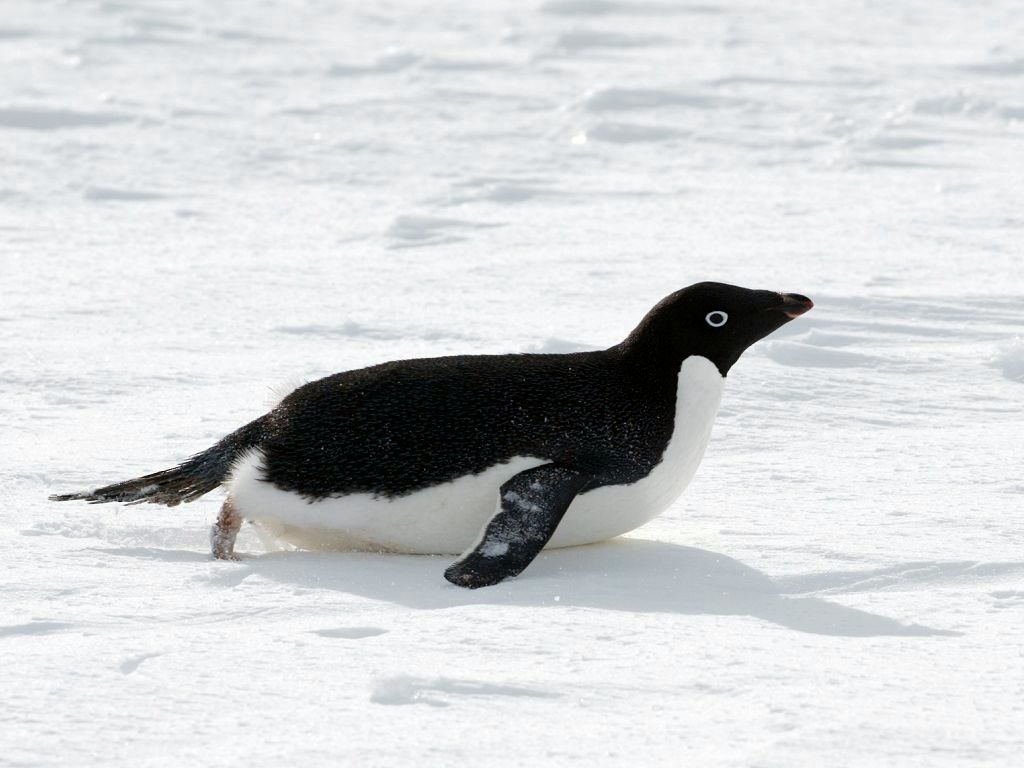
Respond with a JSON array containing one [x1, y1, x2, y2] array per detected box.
[[50, 282, 812, 513], [261, 348, 678, 501]]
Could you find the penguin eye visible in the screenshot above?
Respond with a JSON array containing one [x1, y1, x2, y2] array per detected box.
[[705, 311, 728, 328]]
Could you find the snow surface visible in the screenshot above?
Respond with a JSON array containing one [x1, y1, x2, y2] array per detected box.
[[2, 0, 1023, 765]]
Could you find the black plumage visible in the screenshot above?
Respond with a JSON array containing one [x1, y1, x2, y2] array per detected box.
[[50, 282, 812, 587]]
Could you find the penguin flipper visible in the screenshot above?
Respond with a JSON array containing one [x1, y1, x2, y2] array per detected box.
[[444, 464, 592, 589]]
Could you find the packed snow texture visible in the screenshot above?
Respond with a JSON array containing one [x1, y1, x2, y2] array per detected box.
[[3, 0, 1023, 765]]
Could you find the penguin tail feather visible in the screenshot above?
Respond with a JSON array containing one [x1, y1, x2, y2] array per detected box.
[[49, 417, 268, 507]]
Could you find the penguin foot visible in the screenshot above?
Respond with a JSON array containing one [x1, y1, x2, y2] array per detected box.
[[211, 547, 242, 562], [210, 496, 242, 561]]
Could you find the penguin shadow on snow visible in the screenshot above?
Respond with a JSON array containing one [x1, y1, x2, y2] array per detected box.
[[241, 539, 959, 638]]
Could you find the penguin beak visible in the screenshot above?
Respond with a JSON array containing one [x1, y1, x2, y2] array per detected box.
[[775, 293, 814, 319]]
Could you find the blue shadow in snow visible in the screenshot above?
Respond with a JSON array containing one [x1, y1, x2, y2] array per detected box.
[[232, 538, 961, 638]]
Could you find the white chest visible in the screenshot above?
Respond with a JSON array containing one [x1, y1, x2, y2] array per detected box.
[[229, 356, 725, 554], [547, 354, 725, 547]]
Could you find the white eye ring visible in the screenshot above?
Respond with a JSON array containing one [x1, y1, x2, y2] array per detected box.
[[705, 311, 728, 328]]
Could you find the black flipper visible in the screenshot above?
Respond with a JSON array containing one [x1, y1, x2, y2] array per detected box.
[[445, 464, 592, 589]]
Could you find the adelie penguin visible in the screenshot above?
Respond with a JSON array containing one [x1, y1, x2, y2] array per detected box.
[[51, 282, 813, 588]]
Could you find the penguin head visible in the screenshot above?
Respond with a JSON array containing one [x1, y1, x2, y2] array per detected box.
[[624, 282, 813, 375]]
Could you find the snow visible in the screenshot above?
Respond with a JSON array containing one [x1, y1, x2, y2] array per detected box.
[[480, 541, 510, 558], [2, 0, 1023, 765], [991, 340, 1024, 382]]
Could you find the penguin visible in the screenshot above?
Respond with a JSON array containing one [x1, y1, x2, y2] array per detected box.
[[50, 282, 813, 588]]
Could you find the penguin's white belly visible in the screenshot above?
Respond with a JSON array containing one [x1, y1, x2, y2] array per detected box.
[[228, 356, 724, 555]]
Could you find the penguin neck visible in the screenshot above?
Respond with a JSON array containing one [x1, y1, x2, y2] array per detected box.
[[615, 326, 722, 382], [615, 312, 732, 378]]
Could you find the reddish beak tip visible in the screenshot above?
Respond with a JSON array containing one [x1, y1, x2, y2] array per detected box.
[[779, 294, 813, 318]]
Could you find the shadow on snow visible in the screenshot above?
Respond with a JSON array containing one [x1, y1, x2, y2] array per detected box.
[[225, 538, 962, 638]]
